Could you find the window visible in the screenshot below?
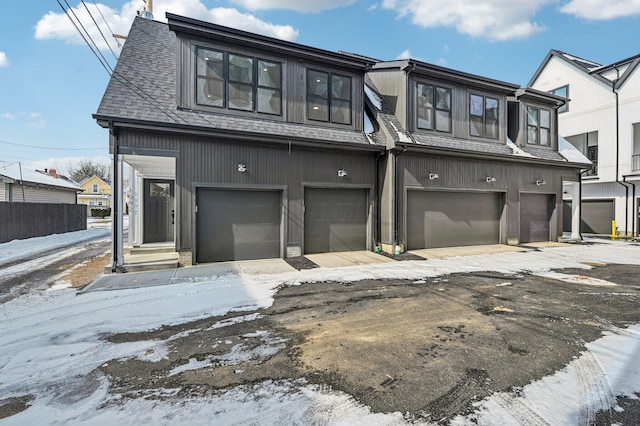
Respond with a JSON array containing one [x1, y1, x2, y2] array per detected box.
[[196, 47, 282, 115], [566, 131, 598, 176], [307, 70, 352, 124], [416, 83, 451, 132], [470, 94, 499, 139], [527, 106, 551, 146], [92, 184, 99, 193], [550, 85, 568, 113]]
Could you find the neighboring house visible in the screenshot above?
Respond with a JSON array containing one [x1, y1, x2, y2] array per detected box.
[[0, 164, 82, 203], [529, 50, 640, 236], [77, 175, 112, 211], [94, 14, 589, 270]]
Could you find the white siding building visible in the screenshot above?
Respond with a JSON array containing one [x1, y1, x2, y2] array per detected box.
[[529, 50, 640, 236], [0, 164, 82, 204]]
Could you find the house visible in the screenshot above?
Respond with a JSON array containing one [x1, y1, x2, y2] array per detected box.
[[0, 164, 82, 203], [94, 14, 590, 271], [77, 175, 112, 213], [529, 50, 640, 236]]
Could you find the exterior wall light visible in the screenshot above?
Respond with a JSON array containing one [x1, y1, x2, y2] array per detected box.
[[486, 176, 496, 183], [237, 163, 247, 173], [429, 173, 439, 180], [536, 179, 546, 185], [338, 169, 347, 177]]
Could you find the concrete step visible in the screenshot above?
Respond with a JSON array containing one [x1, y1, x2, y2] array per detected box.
[[130, 245, 175, 255]]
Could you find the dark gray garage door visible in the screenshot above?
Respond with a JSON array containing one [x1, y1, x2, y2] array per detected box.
[[196, 189, 281, 263], [407, 191, 501, 249], [563, 200, 614, 234], [304, 188, 368, 254], [520, 193, 552, 243]]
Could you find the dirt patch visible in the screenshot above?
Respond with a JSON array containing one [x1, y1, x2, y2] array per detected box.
[[0, 395, 33, 419], [97, 264, 640, 422], [57, 248, 130, 289]]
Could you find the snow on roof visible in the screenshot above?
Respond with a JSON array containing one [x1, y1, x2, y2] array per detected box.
[[364, 85, 382, 111], [0, 163, 81, 191], [561, 52, 602, 71], [506, 139, 535, 158]]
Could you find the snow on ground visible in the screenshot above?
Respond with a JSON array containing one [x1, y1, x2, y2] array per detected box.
[[0, 237, 639, 424]]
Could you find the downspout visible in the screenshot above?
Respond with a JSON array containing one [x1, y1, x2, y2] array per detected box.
[[578, 168, 591, 240], [613, 66, 631, 237], [110, 122, 120, 273], [375, 149, 385, 248], [623, 175, 636, 237], [393, 147, 406, 252]]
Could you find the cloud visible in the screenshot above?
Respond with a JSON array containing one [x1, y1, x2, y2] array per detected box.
[[0, 52, 8, 68], [27, 113, 47, 128], [232, 0, 356, 13], [1, 113, 16, 120], [34, 0, 298, 53], [381, 0, 552, 41], [396, 49, 412, 59], [367, 3, 379, 12], [560, 0, 640, 20]]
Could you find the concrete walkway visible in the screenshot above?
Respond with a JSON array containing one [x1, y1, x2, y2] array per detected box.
[[305, 250, 395, 268]]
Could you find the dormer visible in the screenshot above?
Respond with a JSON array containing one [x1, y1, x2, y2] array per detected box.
[[167, 14, 373, 133], [508, 88, 565, 152]]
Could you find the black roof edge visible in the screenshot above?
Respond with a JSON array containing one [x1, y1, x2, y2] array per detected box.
[[93, 114, 384, 152], [166, 13, 374, 71], [373, 59, 520, 94], [516, 87, 567, 107], [594, 51, 640, 74], [395, 141, 589, 169], [528, 49, 611, 88], [614, 57, 640, 90]]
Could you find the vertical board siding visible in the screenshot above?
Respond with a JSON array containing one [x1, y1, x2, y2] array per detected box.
[[0, 202, 87, 243], [9, 186, 77, 204]]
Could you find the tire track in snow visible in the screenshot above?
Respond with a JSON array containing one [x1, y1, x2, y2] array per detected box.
[[492, 393, 552, 426], [575, 350, 615, 425]]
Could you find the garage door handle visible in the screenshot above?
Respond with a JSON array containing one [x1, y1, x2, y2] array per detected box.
[[171, 209, 175, 225]]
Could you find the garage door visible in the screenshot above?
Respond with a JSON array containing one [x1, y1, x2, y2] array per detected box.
[[196, 189, 281, 263], [520, 193, 552, 243], [407, 191, 501, 249], [304, 188, 368, 254], [563, 200, 614, 234]]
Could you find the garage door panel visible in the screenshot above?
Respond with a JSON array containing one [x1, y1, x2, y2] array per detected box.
[[407, 191, 501, 249], [197, 189, 281, 263], [520, 193, 552, 243], [563, 200, 614, 234], [305, 188, 367, 254]]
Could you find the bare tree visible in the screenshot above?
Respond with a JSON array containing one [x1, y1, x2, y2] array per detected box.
[[68, 160, 109, 183]]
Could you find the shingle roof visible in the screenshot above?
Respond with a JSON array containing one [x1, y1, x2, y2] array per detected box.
[[411, 133, 514, 156], [95, 17, 381, 149], [0, 163, 81, 191]]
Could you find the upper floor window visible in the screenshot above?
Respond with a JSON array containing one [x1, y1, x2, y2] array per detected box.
[[307, 70, 352, 125], [527, 106, 551, 146], [470, 94, 499, 139], [92, 184, 99, 193], [196, 47, 282, 116], [550, 85, 568, 113], [566, 131, 598, 176], [416, 83, 451, 133]]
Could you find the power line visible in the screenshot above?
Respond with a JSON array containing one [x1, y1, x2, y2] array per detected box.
[[81, 0, 119, 61], [91, 0, 121, 48], [0, 139, 104, 151]]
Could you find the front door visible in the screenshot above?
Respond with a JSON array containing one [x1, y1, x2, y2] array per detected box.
[[143, 179, 175, 243]]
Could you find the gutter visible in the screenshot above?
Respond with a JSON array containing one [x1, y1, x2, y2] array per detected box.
[[623, 175, 637, 237], [612, 66, 632, 237]]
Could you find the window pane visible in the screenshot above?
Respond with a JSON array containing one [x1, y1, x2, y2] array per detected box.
[[470, 94, 483, 118], [417, 84, 433, 130], [486, 119, 499, 139], [417, 84, 434, 108], [554, 86, 567, 98], [436, 87, 451, 110], [331, 99, 351, 124], [527, 126, 538, 144], [527, 107, 538, 125], [229, 82, 253, 111], [485, 98, 499, 121], [470, 115, 483, 137], [257, 88, 281, 115], [332, 75, 351, 100], [540, 128, 550, 146], [229, 55, 253, 84], [308, 95, 329, 121], [258, 61, 281, 89], [197, 78, 224, 106], [150, 183, 170, 197], [540, 109, 550, 128], [417, 106, 433, 129], [197, 49, 223, 79], [308, 70, 328, 97], [435, 110, 451, 132]]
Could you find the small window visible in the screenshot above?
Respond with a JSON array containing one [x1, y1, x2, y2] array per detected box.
[[307, 70, 352, 125], [469, 94, 499, 139], [92, 184, 99, 193], [527, 106, 551, 146], [98, 201, 103, 206], [150, 183, 170, 198], [195, 47, 282, 116], [550, 85, 568, 113], [416, 83, 451, 133]]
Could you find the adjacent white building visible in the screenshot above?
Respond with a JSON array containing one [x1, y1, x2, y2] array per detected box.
[[529, 50, 640, 236]]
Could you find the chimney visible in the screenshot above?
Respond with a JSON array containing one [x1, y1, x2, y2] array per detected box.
[[49, 168, 58, 179]]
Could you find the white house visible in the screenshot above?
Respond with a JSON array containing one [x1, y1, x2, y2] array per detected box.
[[529, 50, 640, 237], [0, 163, 82, 204]]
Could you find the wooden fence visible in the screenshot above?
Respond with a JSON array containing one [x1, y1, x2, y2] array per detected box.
[[0, 202, 87, 244]]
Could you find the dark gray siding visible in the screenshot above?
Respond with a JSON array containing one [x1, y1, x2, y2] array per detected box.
[[118, 130, 377, 256], [367, 71, 407, 128], [397, 152, 570, 245]]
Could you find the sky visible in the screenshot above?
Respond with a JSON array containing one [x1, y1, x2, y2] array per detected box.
[[1, 0, 639, 176]]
